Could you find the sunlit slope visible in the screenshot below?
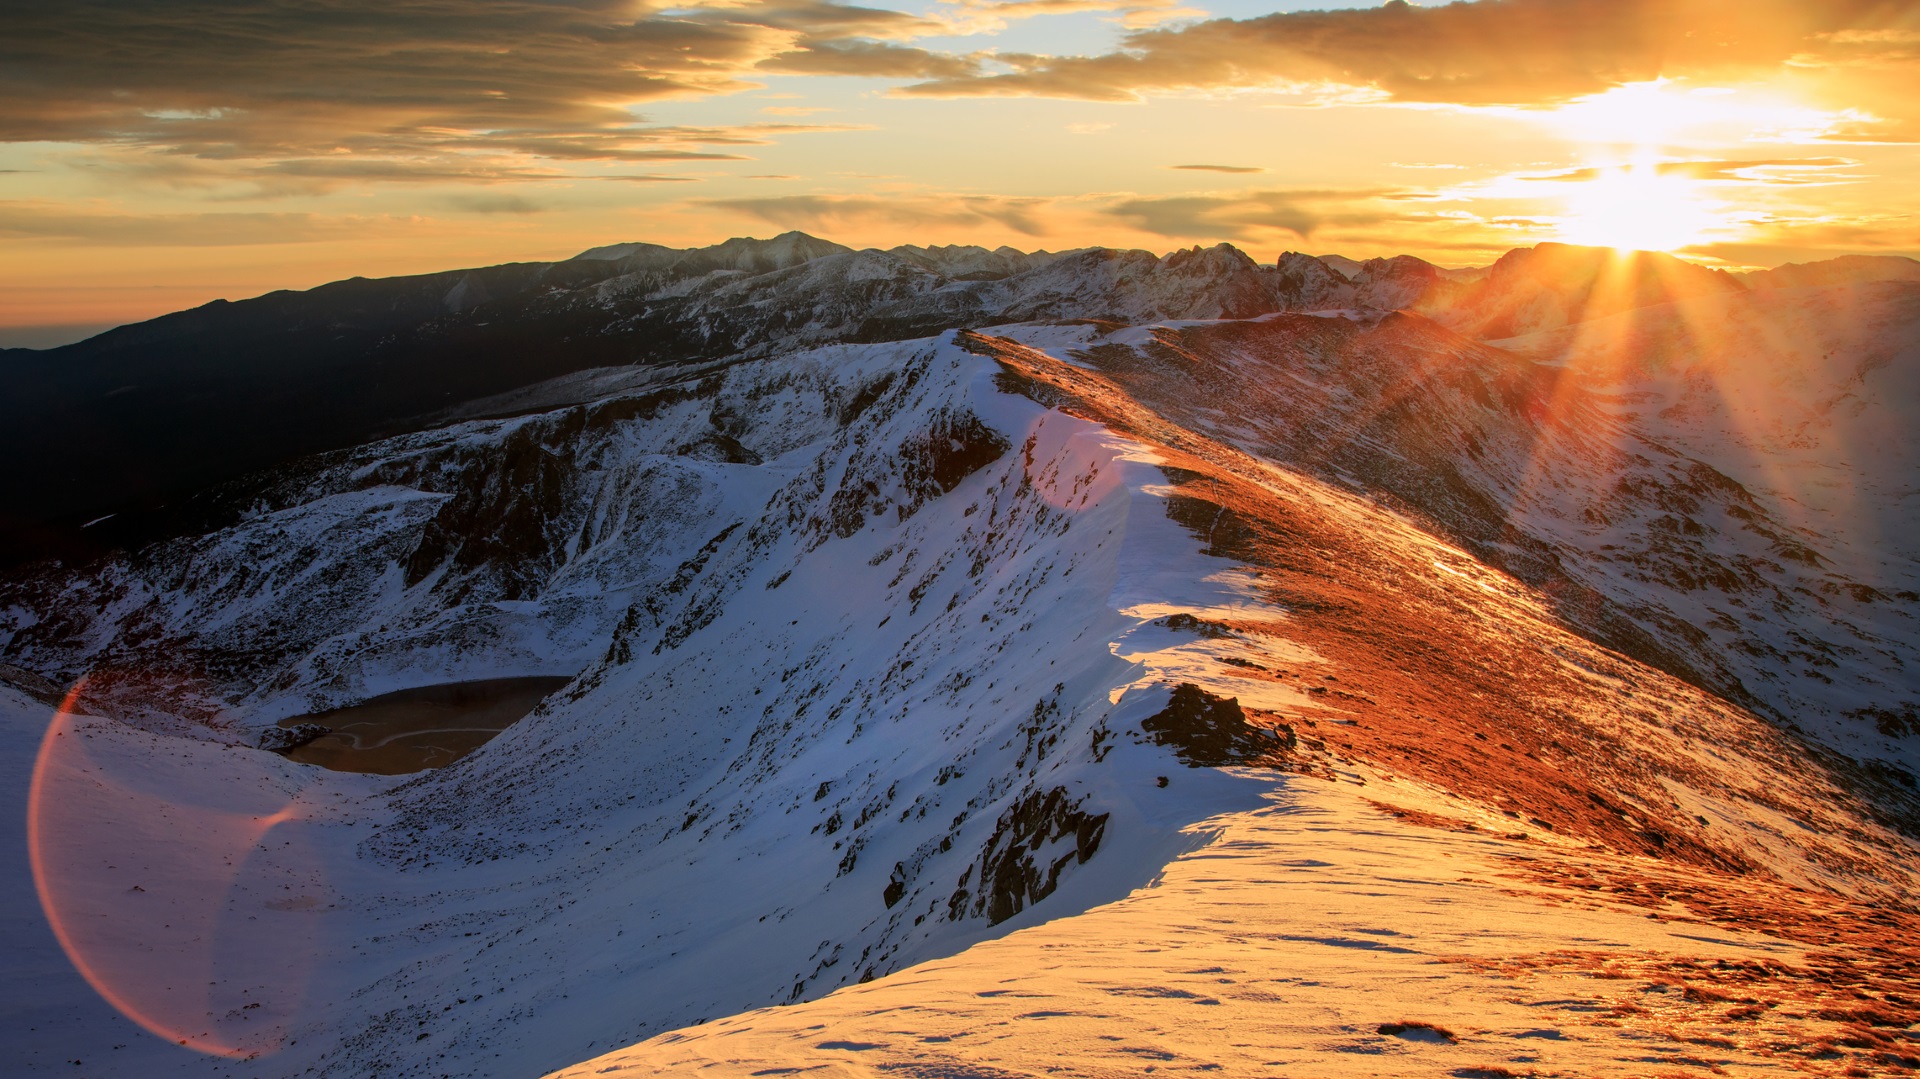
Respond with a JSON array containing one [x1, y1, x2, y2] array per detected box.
[[553, 779, 1920, 1079], [1502, 281, 1920, 756], [1500, 280, 1920, 573], [989, 306, 1919, 775]]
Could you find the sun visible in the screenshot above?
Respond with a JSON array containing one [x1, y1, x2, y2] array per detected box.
[[1554, 160, 1723, 253]]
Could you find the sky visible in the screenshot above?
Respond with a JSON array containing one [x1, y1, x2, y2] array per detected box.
[[2, 0, 1918, 346]]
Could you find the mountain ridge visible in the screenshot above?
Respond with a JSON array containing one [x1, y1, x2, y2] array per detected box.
[[12, 232, 1909, 572]]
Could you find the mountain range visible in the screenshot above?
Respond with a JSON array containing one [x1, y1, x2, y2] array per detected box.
[[5, 234, 1911, 567]]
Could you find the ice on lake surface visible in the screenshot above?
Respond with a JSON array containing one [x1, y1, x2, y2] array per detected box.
[[277, 676, 573, 774]]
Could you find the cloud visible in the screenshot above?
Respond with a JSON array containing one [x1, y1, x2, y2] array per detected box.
[[757, 40, 981, 79], [1688, 216, 1920, 265], [1527, 157, 1862, 185], [0, 201, 394, 245], [46, 116, 870, 199], [62, 143, 737, 198], [899, 0, 1920, 106], [1169, 164, 1264, 174], [698, 193, 1055, 235], [1104, 188, 1403, 240], [937, 0, 1204, 34], [0, 0, 928, 182], [445, 194, 547, 214]]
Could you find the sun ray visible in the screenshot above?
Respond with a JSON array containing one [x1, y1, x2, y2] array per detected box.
[[1554, 159, 1724, 253]]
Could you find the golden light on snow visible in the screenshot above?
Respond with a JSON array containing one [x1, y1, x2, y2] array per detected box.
[[1554, 160, 1724, 253]]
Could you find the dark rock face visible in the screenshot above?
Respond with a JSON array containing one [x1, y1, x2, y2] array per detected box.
[[961, 787, 1109, 926], [897, 411, 1013, 517], [403, 420, 581, 598], [822, 395, 1010, 542], [1140, 683, 1295, 767]]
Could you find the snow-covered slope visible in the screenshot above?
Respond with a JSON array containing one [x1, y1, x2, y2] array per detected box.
[[1496, 282, 1920, 755], [0, 338, 1304, 1075], [553, 774, 1919, 1079], [2, 240, 1916, 1078]]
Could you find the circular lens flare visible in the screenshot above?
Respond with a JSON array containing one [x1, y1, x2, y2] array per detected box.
[[28, 675, 320, 1059]]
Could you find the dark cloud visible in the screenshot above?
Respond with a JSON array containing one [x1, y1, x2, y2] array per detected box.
[[1105, 188, 1402, 240], [901, 0, 1920, 105], [470, 141, 751, 163], [758, 40, 980, 79], [254, 161, 578, 191], [699, 193, 1054, 235], [2, 3, 763, 148], [1169, 164, 1264, 174], [445, 194, 547, 214], [68, 151, 581, 197], [0, 0, 934, 170]]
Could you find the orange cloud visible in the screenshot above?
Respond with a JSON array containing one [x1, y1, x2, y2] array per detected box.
[[1105, 188, 1407, 240], [900, 0, 1920, 106], [0, 201, 404, 246], [696, 193, 1057, 235]]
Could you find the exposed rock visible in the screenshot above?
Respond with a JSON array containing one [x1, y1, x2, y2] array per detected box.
[[1140, 683, 1294, 767], [963, 787, 1109, 926], [1154, 613, 1239, 639]]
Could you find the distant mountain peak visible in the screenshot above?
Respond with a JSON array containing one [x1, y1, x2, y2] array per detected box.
[[1740, 253, 1920, 290]]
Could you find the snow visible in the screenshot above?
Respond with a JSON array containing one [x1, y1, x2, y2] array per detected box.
[[550, 774, 1817, 1079], [1486, 283, 1920, 768]]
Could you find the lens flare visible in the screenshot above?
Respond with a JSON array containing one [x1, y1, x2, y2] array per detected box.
[[27, 675, 322, 1059]]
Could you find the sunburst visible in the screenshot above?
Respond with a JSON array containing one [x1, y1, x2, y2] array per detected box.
[[1554, 159, 1725, 253]]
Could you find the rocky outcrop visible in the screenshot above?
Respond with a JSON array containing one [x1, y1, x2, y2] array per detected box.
[[957, 786, 1109, 926], [1140, 683, 1294, 767]]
